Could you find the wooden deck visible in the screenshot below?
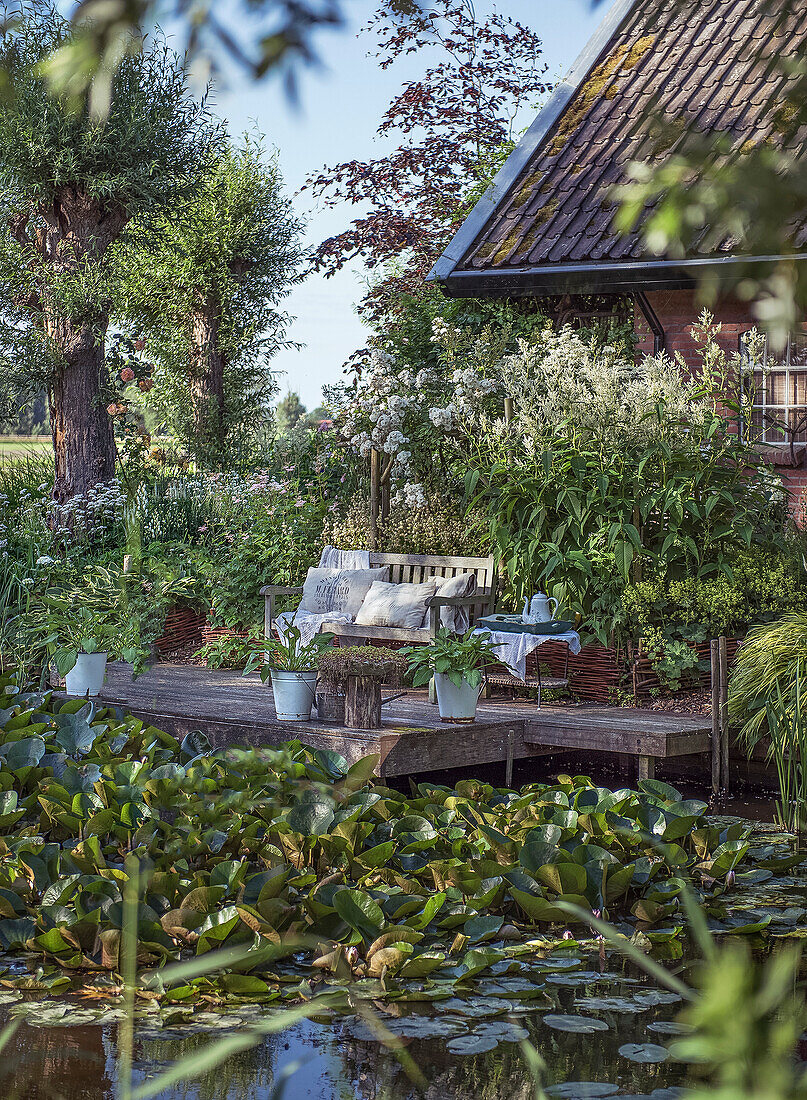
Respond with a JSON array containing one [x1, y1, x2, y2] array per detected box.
[[92, 663, 714, 782]]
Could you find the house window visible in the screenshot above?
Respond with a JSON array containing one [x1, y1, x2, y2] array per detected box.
[[741, 331, 807, 445]]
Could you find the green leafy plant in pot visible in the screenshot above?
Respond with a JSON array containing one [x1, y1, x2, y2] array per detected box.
[[402, 627, 499, 723], [242, 623, 334, 721], [44, 607, 137, 697]]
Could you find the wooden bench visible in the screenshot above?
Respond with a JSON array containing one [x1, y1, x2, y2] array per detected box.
[[261, 552, 496, 644]]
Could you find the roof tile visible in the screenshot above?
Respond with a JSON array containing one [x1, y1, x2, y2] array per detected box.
[[454, 0, 807, 275]]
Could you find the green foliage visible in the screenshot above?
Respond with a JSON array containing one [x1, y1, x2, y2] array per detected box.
[[623, 547, 807, 690], [0, 678, 775, 1012], [403, 628, 502, 690], [0, 4, 216, 423], [246, 623, 334, 676], [274, 391, 308, 435], [728, 613, 807, 741], [119, 133, 303, 469], [323, 491, 490, 557], [470, 321, 788, 644], [194, 628, 265, 670], [729, 615, 807, 833]]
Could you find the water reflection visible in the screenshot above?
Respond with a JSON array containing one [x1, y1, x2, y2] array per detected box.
[[1, 992, 690, 1100]]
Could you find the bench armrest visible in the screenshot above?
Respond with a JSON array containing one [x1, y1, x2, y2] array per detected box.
[[429, 594, 484, 608], [427, 592, 494, 638], [261, 585, 303, 637]]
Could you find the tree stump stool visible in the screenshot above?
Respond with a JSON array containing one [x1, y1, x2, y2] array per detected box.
[[317, 647, 408, 731], [344, 674, 383, 729]]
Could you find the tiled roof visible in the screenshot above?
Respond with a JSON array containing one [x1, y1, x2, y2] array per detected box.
[[436, 0, 807, 286]]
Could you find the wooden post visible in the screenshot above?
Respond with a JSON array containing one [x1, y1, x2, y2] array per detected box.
[[505, 728, 515, 788], [380, 454, 393, 523], [719, 635, 729, 795], [345, 675, 383, 729], [638, 755, 655, 782], [710, 638, 720, 796], [504, 397, 514, 423], [369, 448, 381, 551]]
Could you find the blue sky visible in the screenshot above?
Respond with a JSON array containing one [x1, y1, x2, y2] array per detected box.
[[212, 0, 613, 409]]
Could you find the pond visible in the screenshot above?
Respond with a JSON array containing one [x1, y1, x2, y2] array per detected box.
[[2, 815, 804, 1100]]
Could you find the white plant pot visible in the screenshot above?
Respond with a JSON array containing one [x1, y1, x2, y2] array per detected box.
[[434, 672, 481, 723], [64, 652, 108, 697], [270, 669, 318, 721]]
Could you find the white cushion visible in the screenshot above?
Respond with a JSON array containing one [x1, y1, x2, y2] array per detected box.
[[420, 572, 478, 632], [299, 567, 389, 617], [354, 579, 441, 630]]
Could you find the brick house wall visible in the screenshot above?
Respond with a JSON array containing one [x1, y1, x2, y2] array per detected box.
[[633, 288, 807, 513]]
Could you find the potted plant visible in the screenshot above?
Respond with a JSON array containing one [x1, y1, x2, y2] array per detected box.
[[402, 627, 499, 723], [44, 608, 123, 697], [243, 624, 334, 721], [37, 567, 146, 694]]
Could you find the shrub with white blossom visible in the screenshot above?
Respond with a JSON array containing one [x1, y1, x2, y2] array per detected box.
[[333, 320, 510, 507]]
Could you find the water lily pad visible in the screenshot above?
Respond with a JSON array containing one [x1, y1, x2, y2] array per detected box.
[[575, 996, 647, 1014], [543, 1014, 610, 1033], [647, 1020, 690, 1035], [547, 1085, 620, 1098], [546, 970, 605, 986], [619, 1042, 671, 1063], [446, 1033, 500, 1055]]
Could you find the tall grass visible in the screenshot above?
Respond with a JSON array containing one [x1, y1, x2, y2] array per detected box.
[[729, 613, 807, 833]]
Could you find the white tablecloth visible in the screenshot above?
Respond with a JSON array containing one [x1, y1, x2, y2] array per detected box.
[[474, 628, 581, 681]]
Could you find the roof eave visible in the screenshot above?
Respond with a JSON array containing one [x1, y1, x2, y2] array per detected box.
[[435, 254, 804, 299], [427, 0, 639, 284]]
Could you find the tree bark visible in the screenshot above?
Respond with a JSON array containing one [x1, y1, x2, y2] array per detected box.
[[14, 186, 127, 501], [48, 315, 116, 503], [189, 306, 226, 460]]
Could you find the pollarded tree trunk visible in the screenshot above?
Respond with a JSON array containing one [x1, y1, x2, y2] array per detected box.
[[11, 186, 127, 502], [47, 314, 116, 503], [189, 305, 226, 462]]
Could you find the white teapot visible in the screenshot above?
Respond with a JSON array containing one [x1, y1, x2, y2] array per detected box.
[[522, 592, 558, 623]]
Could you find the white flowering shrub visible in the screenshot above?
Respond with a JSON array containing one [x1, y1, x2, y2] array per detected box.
[[333, 321, 510, 507]]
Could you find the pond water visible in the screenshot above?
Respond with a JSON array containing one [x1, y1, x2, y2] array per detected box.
[[2, 965, 689, 1100], [2, 811, 805, 1100]]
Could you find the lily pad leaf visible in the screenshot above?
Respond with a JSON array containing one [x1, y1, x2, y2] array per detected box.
[[446, 1033, 500, 1055], [2, 736, 46, 772], [543, 1014, 609, 1034], [286, 798, 334, 837], [333, 888, 385, 943], [619, 1042, 670, 1063]]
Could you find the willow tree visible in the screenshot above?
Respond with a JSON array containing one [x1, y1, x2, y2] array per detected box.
[[120, 135, 304, 466], [0, 2, 214, 500]]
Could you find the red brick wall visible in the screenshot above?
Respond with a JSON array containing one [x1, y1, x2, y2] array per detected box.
[[633, 288, 807, 514], [633, 288, 751, 364]]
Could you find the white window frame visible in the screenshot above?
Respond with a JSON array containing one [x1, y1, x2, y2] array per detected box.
[[740, 331, 807, 446]]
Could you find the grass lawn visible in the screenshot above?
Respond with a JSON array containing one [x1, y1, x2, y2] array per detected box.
[[0, 436, 50, 464]]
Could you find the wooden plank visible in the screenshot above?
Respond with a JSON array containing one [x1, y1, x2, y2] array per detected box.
[[368, 552, 496, 571], [96, 663, 712, 780], [710, 638, 720, 795], [719, 635, 730, 795], [322, 623, 433, 644]]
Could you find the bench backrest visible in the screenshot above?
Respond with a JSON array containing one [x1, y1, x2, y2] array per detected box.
[[367, 552, 496, 628], [368, 552, 495, 590]]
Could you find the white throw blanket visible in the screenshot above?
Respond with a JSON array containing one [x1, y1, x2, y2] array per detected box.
[[474, 628, 582, 681], [273, 547, 371, 646], [318, 545, 371, 570]]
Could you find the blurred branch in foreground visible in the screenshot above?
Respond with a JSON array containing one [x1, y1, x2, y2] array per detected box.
[[21, 0, 426, 116]]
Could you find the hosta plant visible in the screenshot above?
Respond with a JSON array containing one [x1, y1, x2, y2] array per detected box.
[[402, 627, 499, 689]]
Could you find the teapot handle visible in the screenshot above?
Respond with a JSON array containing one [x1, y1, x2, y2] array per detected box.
[[549, 597, 559, 620]]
